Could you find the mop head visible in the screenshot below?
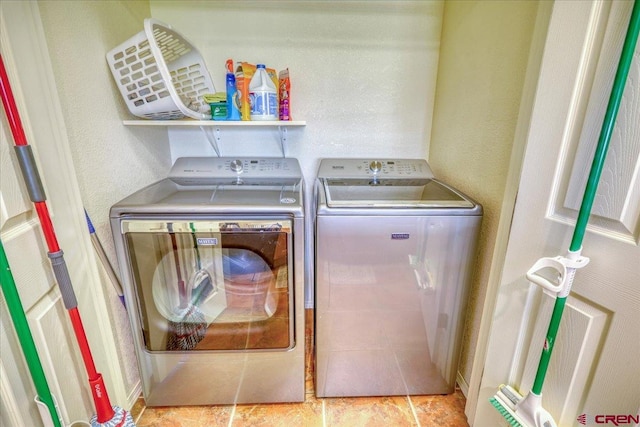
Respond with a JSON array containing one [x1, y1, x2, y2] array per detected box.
[[166, 271, 214, 351], [489, 385, 557, 427], [166, 304, 207, 351], [90, 405, 136, 427]]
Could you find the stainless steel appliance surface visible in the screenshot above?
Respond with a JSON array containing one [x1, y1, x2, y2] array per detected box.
[[110, 157, 305, 406], [314, 158, 482, 398]]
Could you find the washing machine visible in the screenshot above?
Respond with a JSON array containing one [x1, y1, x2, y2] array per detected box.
[[314, 158, 482, 398], [110, 157, 305, 406]]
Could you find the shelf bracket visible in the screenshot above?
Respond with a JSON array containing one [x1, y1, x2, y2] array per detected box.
[[199, 126, 220, 156], [278, 126, 287, 158]]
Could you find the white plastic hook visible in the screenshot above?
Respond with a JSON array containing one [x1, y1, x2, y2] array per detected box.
[[526, 250, 589, 297]]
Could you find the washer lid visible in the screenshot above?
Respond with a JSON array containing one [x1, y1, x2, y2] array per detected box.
[[323, 178, 475, 208]]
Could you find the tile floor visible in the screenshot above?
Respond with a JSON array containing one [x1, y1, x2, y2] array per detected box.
[[131, 310, 470, 426]]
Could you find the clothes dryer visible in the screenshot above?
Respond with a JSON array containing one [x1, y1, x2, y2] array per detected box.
[[314, 158, 482, 397], [110, 157, 305, 405]]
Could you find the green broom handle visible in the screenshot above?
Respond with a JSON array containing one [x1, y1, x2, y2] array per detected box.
[[532, 0, 640, 396], [0, 240, 62, 427], [571, 0, 640, 252]]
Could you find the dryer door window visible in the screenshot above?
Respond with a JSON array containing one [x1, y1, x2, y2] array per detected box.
[[121, 219, 293, 352]]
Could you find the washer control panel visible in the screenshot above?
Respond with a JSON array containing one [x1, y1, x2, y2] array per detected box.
[[169, 157, 302, 179], [317, 159, 434, 179]]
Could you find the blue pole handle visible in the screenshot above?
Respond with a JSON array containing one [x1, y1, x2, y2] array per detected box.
[[84, 209, 96, 234]]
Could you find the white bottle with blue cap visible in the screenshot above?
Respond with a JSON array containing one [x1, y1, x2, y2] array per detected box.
[[249, 64, 278, 120]]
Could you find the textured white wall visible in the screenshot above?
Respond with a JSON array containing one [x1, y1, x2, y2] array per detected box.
[[150, 1, 441, 163]]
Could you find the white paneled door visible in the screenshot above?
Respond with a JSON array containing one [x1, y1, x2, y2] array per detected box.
[[474, 1, 639, 426], [1, 2, 127, 426]]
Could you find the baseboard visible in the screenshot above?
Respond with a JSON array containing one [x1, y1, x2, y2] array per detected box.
[[456, 371, 469, 398], [126, 380, 142, 409]]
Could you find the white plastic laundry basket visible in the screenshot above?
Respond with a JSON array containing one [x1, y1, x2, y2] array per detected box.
[[106, 19, 215, 120]]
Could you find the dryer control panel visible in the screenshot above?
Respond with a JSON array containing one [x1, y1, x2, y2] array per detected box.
[[169, 157, 302, 179], [317, 158, 435, 179]]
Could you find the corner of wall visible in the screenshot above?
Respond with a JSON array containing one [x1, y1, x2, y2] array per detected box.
[[428, 0, 541, 390]]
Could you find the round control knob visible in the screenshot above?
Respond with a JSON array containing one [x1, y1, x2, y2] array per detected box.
[[229, 159, 243, 173], [369, 160, 383, 173]]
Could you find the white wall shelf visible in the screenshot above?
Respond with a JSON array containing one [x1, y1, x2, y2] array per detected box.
[[123, 120, 306, 157], [122, 120, 306, 127]]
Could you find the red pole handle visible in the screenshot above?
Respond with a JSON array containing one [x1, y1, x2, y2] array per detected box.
[[0, 54, 116, 422]]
